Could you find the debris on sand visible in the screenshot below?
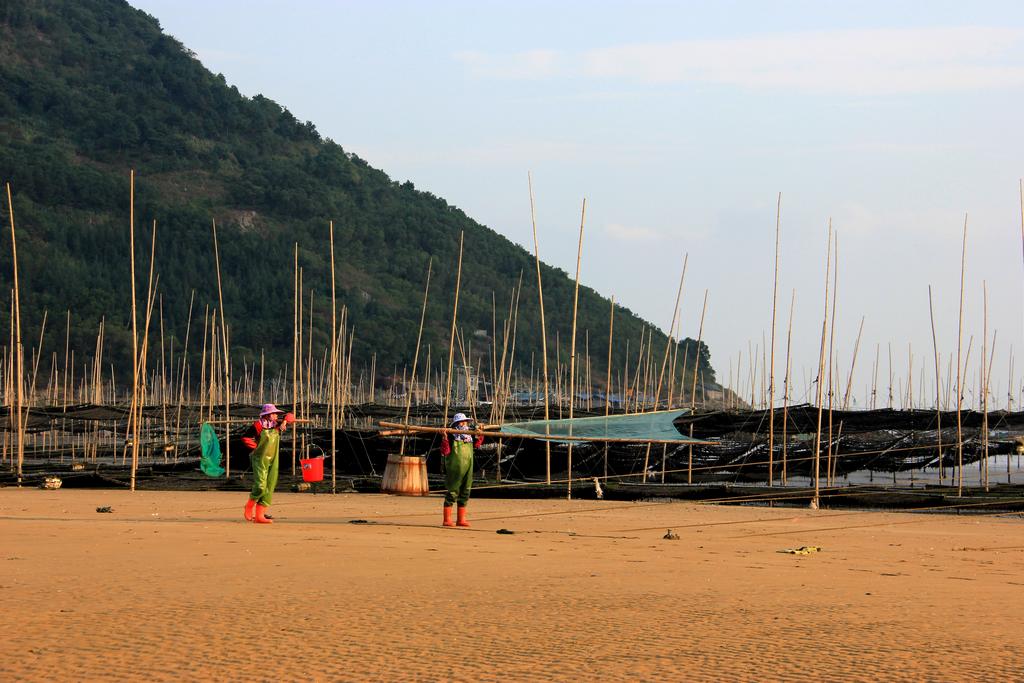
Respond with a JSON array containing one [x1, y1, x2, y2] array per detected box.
[[778, 546, 822, 555]]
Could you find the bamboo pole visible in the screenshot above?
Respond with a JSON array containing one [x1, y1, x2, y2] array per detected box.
[[906, 343, 914, 410], [641, 330, 654, 479], [985, 330, 998, 483], [955, 214, 967, 495], [493, 285, 514, 420], [329, 222, 337, 491], [4, 303, 12, 474], [306, 288, 314, 420], [527, 173, 552, 483], [927, 285, 944, 483], [159, 295, 168, 455], [48, 351, 57, 406], [585, 332, 592, 412], [653, 254, 688, 407], [686, 290, 708, 484], [831, 421, 843, 485], [501, 274, 523, 423], [981, 282, 989, 491], [4, 184, 24, 485], [871, 343, 880, 410], [644, 328, 653, 410], [765, 193, 782, 485], [212, 219, 232, 478], [566, 199, 586, 500], [131, 260, 159, 475], [126, 171, 140, 488], [667, 316, 680, 410], [623, 339, 632, 414], [491, 292, 498, 405], [442, 232, 465, 431], [633, 331, 645, 413], [27, 310, 46, 407], [493, 277, 521, 480], [199, 305, 209, 420], [400, 258, 432, 456], [292, 243, 299, 474], [455, 328, 474, 421], [555, 330, 562, 415], [748, 340, 755, 408], [604, 296, 614, 479], [842, 316, 865, 410], [782, 289, 795, 485], [760, 332, 767, 410], [1007, 347, 1014, 413], [63, 310, 70, 411], [825, 235, 838, 487], [174, 290, 194, 461], [812, 221, 833, 509], [341, 324, 354, 470]]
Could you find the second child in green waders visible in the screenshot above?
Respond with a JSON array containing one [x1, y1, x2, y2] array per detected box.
[[242, 404, 294, 524], [439, 413, 483, 527]]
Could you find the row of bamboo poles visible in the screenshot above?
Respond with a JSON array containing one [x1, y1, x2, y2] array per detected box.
[[0, 177, 712, 493], [2, 176, 1023, 499], [741, 189, 1024, 503], [720, 327, 1020, 413]]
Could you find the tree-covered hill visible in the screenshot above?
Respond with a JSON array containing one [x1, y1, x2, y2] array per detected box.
[[0, 0, 715, 393]]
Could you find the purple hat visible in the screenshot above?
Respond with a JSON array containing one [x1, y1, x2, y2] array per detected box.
[[259, 403, 282, 417]]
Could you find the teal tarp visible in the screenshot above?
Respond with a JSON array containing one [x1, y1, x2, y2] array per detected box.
[[200, 422, 225, 477], [499, 409, 703, 444]]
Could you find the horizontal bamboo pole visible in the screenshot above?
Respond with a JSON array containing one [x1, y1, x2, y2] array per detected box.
[[199, 418, 312, 425]]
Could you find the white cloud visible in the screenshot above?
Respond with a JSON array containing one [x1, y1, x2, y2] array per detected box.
[[456, 27, 1024, 95], [605, 222, 662, 241]]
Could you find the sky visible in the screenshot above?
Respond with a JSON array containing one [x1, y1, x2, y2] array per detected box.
[[130, 0, 1024, 410]]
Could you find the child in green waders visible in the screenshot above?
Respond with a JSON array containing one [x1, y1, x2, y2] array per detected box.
[[241, 404, 294, 524], [439, 413, 483, 527]]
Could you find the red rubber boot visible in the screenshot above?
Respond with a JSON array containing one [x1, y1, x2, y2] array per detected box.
[[244, 498, 257, 522], [442, 505, 455, 527], [254, 504, 274, 524], [456, 505, 470, 528]]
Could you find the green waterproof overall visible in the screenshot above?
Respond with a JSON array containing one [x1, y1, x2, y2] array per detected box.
[[249, 427, 280, 506], [444, 439, 474, 507]]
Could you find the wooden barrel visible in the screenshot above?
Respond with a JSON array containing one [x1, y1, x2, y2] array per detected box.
[[380, 454, 429, 496]]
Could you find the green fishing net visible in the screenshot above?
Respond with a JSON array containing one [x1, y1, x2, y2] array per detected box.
[[200, 422, 225, 477]]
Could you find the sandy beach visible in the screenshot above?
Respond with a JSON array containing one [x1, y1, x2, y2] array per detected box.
[[2, 488, 1022, 682]]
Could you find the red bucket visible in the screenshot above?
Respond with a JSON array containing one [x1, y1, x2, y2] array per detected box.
[[299, 457, 324, 483]]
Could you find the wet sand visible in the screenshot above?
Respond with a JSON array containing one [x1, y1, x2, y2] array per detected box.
[[1, 488, 1022, 682]]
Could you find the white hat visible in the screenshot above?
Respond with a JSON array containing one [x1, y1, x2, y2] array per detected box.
[[450, 412, 471, 426]]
